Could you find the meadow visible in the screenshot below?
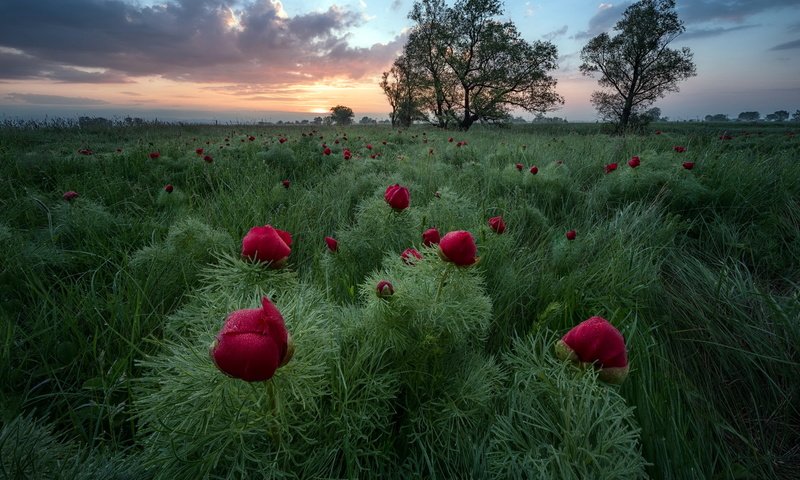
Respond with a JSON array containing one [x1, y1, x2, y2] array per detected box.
[[0, 120, 798, 479]]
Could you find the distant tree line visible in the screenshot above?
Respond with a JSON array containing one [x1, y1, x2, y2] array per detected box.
[[703, 110, 799, 122]]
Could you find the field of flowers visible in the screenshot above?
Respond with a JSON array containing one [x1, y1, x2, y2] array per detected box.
[[0, 121, 798, 479]]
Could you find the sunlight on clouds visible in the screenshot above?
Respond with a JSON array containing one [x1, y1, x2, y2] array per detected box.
[[599, 3, 613, 10]]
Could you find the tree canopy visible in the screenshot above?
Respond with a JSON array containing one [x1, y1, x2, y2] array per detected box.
[[580, 0, 695, 131], [329, 105, 354, 126], [382, 0, 562, 130]]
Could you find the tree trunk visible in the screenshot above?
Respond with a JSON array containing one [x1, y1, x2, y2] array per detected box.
[[620, 97, 633, 131]]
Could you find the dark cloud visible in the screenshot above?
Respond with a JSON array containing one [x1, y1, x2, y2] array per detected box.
[[678, 0, 800, 24], [5, 93, 110, 105], [572, 3, 631, 40], [681, 24, 759, 40], [574, 0, 800, 41], [543, 25, 568, 41], [770, 38, 800, 50], [0, 0, 405, 85]]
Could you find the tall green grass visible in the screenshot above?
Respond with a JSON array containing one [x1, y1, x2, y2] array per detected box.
[[1, 121, 797, 478]]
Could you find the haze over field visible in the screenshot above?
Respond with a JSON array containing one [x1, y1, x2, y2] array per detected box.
[[1, 0, 798, 122]]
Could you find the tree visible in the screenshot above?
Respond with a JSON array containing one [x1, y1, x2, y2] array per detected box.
[[793, 110, 800, 122], [769, 110, 790, 122], [643, 107, 662, 121], [580, 0, 696, 131], [380, 54, 425, 127], [704, 113, 728, 122], [329, 105, 354, 125], [384, 0, 562, 130], [359, 116, 377, 125], [737, 111, 760, 121]]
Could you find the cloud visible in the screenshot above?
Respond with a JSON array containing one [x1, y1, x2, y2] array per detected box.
[[681, 24, 759, 40], [390, 0, 403, 11], [0, 0, 405, 85], [769, 38, 800, 50], [542, 25, 568, 41], [4, 93, 110, 105], [678, 0, 800, 24], [573, 0, 799, 41], [572, 2, 630, 39]]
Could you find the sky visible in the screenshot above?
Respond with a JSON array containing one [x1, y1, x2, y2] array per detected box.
[[0, 0, 798, 122]]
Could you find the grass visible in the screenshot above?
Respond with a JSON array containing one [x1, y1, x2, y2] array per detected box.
[[0, 120, 798, 478]]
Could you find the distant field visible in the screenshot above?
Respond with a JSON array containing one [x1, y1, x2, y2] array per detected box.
[[1, 121, 798, 479]]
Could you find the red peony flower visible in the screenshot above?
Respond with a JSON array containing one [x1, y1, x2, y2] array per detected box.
[[241, 225, 292, 268], [248, 135, 256, 141], [488, 216, 506, 234], [323, 147, 332, 156], [604, 163, 618, 174], [515, 163, 524, 171], [282, 179, 291, 189], [682, 162, 695, 170], [63, 191, 79, 202], [279, 137, 287, 144], [422, 227, 441, 247], [566, 229, 577, 241], [628, 156, 640, 168], [384, 184, 410, 211], [655, 130, 662, 135], [343, 149, 352, 160], [376, 280, 394, 298], [673, 146, 686, 153], [203, 155, 213, 163], [401, 248, 423, 265], [78, 148, 93, 155], [448, 137, 454, 142], [164, 184, 174, 193], [529, 165, 539, 175], [149, 152, 160, 159], [555, 316, 629, 384], [438, 230, 477, 266], [324, 236, 338, 252], [196, 148, 204, 155], [210, 297, 293, 382], [366, 144, 373, 150]]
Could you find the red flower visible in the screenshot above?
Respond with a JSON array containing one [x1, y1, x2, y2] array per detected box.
[[401, 248, 423, 265], [203, 155, 213, 163], [279, 137, 287, 144], [515, 163, 524, 171], [422, 227, 441, 247], [448, 137, 454, 142], [241, 225, 292, 268], [164, 184, 174, 193], [376, 280, 394, 298], [438, 230, 477, 266], [655, 130, 662, 135], [627, 156, 640, 168], [196, 148, 204, 155], [529, 165, 539, 175], [149, 152, 160, 159], [384, 184, 410, 211], [248, 135, 256, 141], [566, 229, 577, 241], [63, 190, 79, 202], [604, 163, 618, 174], [323, 147, 332, 156], [210, 297, 292, 382], [366, 144, 373, 150], [555, 316, 629, 384], [673, 146, 686, 153], [78, 148, 93, 155], [324, 236, 338, 252], [682, 162, 695, 170], [488, 216, 506, 234], [343, 149, 352, 160], [282, 179, 291, 189]]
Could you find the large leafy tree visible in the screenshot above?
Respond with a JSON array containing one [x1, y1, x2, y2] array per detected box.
[[329, 105, 354, 126], [580, 0, 695, 131], [380, 55, 425, 128], [384, 0, 562, 130]]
